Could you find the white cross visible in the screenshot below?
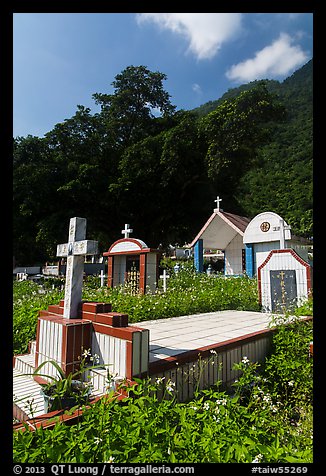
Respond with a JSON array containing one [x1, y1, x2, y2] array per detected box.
[[214, 196, 222, 212], [278, 219, 291, 249], [159, 269, 170, 292], [57, 217, 98, 318], [121, 223, 133, 239], [99, 269, 106, 287]]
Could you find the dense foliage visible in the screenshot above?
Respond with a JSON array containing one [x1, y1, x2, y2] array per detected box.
[[13, 271, 260, 355], [13, 61, 312, 265], [13, 317, 313, 463]]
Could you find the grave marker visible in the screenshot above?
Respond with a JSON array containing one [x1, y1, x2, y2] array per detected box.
[[57, 217, 98, 318], [258, 249, 312, 313], [270, 269, 297, 312], [159, 269, 170, 292], [99, 269, 106, 287], [103, 225, 160, 294]]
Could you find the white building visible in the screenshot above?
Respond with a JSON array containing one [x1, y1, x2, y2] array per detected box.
[[190, 205, 311, 277]]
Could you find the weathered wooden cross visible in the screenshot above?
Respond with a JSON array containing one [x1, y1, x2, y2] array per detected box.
[[121, 223, 133, 239], [57, 217, 98, 318]]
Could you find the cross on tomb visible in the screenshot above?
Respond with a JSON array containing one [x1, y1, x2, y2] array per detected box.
[[273, 219, 291, 249], [57, 217, 98, 318], [214, 196, 223, 212], [121, 223, 133, 239]]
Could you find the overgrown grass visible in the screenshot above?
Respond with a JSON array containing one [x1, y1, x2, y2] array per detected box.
[[13, 318, 313, 463], [13, 269, 261, 355], [13, 280, 63, 354]]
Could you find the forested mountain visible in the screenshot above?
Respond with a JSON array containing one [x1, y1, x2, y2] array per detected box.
[[194, 60, 313, 236], [13, 61, 313, 265]]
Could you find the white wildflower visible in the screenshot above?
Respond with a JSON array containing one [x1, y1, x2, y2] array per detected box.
[[252, 454, 263, 463], [166, 380, 175, 392], [203, 401, 210, 410], [94, 437, 103, 445], [216, 398, 227, 406], [241, 356, 250, 364], [288, 380, 295, 387], [82, 348, 91, 358]]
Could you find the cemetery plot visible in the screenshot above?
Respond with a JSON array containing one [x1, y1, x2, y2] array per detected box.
[[13, 215, 313, 429], [258, 249, 312, 313], [103, 223, 160, 294]]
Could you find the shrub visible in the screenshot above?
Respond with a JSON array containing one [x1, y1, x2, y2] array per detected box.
[[13, 281, 63, 354]]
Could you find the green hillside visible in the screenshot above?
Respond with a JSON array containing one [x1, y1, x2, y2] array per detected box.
[[194, 60, 313, 237]]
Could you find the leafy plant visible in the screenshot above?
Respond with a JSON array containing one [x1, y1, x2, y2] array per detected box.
[[22, 349, 104, 412]]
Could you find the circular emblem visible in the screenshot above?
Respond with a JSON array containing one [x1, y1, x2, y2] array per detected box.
[[260, 221, 270, 232]]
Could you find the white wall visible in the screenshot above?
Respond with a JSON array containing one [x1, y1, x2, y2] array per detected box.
[[113, 255, 126, 286], [37, 320, 63, 381], [91, 332, 127, 377], [224, 234, 244, 275]]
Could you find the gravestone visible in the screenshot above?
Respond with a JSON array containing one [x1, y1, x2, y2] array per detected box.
[[258, 249, 312, 313], [103, 224, 160, 294], [270, 269, 297, 312], [57, 217, 98, 318], [243, 211, 310, 278]]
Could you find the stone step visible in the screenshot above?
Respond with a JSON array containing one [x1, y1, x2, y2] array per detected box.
[[14, 353, 35, 376], [13, 369, 45, 418], [13, 351, 112, 421]]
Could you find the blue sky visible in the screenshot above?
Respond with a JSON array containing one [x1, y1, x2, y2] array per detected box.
[[13, 13, 313, 138]]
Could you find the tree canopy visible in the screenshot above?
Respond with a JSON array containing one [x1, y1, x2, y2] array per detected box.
[[13, 62, 313, 265]]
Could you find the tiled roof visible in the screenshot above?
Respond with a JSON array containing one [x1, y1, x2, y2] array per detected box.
[[188, 210, 251, 248], [219, 211, 251, 234]]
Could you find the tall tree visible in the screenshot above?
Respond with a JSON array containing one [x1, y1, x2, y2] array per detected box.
[[93, 65, 176, 146], [114, 111, 210, 246]]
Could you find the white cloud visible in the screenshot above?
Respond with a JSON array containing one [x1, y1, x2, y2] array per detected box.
[[192, 83, 202, 94], [226, 33, 309, 82], [136, 13, 242, 60]]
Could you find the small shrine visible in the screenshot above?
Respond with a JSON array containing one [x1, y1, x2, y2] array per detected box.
[[103, 224, 160, 294], [243, 211, 311, 277], [189, 196, 250, 276]]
